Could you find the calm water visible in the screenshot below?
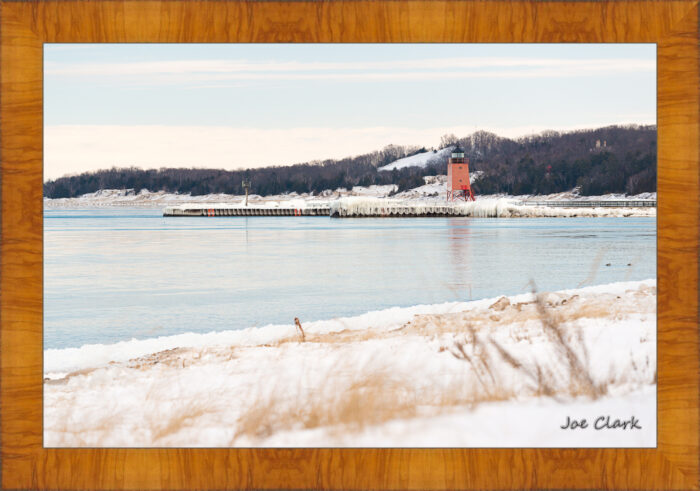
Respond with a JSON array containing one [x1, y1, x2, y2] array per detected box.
[[44, 209, 656, 349]]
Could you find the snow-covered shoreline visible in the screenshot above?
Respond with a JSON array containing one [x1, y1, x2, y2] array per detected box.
[[45, 280, 656, 447], [43, 186, 656, 210]]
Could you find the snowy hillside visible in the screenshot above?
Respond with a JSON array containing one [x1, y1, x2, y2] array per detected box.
[[45, 280, 656, 447], [379, 147, 452, 171]]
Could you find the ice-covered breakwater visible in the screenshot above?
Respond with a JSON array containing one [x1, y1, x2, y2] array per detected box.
[[162, 198, 656, 218], [163, 200, 330, 217], [329, 198, 656, 218], [331, 198, 475, 217]]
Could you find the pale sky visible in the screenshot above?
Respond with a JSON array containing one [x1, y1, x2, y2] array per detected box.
[[44, 44, 656, 180]]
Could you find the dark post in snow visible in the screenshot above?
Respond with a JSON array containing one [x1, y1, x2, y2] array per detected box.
[[242, 178, 251, 207]]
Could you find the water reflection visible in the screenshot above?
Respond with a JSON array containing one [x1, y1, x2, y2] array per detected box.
[[447, 219, 473, 300]]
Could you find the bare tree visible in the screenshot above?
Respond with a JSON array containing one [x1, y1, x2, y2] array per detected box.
[[440, 133, 459, 148]]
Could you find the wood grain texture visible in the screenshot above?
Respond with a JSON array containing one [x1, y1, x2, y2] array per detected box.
[[1, 1, 698, 489]]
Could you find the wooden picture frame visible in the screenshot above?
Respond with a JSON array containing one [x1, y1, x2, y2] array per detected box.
[[1, 1, 698, 489]]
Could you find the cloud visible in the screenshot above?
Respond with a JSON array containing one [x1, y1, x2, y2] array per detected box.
[[47, 57, 655, 75], [45, 57, 654, 86], [43, 122, 655, 180]]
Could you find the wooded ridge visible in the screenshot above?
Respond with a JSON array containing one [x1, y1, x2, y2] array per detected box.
[[44, 125, 656, 198]]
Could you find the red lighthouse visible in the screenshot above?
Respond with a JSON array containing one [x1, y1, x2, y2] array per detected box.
[[447, 146, 475, 201]]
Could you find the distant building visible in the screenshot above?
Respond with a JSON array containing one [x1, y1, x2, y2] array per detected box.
[[591, 139, 610, 152]]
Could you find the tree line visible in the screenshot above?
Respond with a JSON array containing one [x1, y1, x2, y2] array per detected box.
[[44, 125, 656, 199]]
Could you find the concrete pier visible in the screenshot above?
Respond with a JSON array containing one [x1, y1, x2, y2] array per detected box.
[[163, 204, 330, 217], [163, 198, 656, 218]]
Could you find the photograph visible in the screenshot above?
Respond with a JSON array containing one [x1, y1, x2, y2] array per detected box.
[[42, 43, 657, 448]]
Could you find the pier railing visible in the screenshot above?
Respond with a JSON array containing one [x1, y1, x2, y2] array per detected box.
[[163, 203, 331, 217], [519, 200, 656, 208]]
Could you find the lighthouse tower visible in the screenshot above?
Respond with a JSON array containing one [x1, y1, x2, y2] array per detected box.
[[447, 146, 475, 201]]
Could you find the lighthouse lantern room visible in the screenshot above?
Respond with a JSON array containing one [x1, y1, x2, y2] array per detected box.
[[447, 146, 476, 201]]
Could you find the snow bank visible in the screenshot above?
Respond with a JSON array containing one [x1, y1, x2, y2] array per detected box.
[[261, 387, 656, 448], [45, 279, 654, 377], [45, 280, 656, 447], [44, 300, 478, 377]]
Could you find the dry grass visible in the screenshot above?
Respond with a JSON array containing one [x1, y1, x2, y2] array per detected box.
[[449, 325, 498, 396], [577, 246, 610, 288], [193, 283, 649, 443], [251, 284, 654, 351], [232, 367, 419, 442], [45, 282, 655, 446], [44, 366, 98, 386], [149, 400, 212, 443], [231, 329, 555, 445], [126, 345, 236, 370], [529, 282, 605, 398], [230, 350, 535, 445], [448, 281, 609, 401]]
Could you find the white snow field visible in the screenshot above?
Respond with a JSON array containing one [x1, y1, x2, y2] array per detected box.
[[43, 187, 388, 209], [45, 280, 656, 447], [378, 147, 453, 171]]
